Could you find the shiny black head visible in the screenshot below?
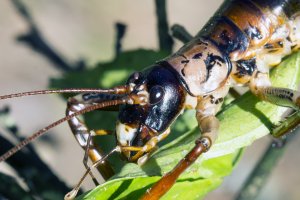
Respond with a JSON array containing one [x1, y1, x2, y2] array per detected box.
[[116, 63, 186, 156]]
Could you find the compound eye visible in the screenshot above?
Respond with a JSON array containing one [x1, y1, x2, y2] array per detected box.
[[149, 85, 165, 104]]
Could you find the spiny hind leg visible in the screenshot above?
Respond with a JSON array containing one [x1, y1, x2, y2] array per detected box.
[[250, 71, 300, 110]]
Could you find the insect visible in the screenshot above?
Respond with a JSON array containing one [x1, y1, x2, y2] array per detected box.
[[1, 0, 300, 199]]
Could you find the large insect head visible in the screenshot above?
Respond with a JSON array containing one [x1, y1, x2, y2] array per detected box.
[[116, 63, 187, 160]]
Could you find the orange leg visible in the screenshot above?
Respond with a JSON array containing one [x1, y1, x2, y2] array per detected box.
[[140, 86, 226, 200], [131, 128, 170, 165], [140, 139, 209, 200]]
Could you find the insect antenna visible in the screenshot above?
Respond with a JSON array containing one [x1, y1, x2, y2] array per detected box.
[[0, 86, 130, 100], [64, 146, 120, 200], [0, 97, 129, 162]]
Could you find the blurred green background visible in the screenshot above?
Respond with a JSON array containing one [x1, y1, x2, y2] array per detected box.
[[0, 0, 300, 200]]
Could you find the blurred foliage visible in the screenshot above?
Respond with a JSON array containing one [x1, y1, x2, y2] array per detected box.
[[0, 107, 71, 199], [2, 1, 300, 199]]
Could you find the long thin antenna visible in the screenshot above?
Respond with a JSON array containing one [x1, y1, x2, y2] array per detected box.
[[0, 98, 126, 162], [0, 86, 130, 100]]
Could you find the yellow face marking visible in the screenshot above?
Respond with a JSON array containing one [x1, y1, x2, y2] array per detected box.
[[125, 126, 130, 132], [116, 122, 138, 146], [94, 129, 112, 135]]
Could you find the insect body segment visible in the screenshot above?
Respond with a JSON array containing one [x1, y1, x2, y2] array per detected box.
[[167, 39, 231, 96], [2, 0, 300, 200]]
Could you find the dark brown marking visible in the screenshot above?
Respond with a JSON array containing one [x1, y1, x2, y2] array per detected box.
[[181, 60, 190, 64], [192, 53, 203, 59], [203, 53, 225, 81], [209, 95, 215, 104], [264, 43, 274, 49], [181, 68, 186, 76], [197, 41, 209, 46], [277, 41, 284, 48], [215, 97, 224, 104], [268, 49, 279, 53], [179, 54, 188, 60], [244, 23, 263, 40], [235, 58, 256, 79]]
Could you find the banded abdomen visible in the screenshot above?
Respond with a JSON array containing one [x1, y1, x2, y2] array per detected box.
[[166, 0, 300, 96], [199, 0, 300, 84]]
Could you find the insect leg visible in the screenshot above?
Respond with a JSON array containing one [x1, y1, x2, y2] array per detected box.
[[82, 130, 102, 185], [131, 128, 170, 165], [136, 146, 159, 166], [140, 87, 229, 200], [139, 118, 213, 200], [66, 93, 119, 180], [119, 129, 170, 165], [65, 147, 120, 200], [82, 130, 113, 184], [250, 71, 300, 109]]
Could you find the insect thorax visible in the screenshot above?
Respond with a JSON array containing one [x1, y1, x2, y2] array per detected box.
[[166, 38, 231, 96]]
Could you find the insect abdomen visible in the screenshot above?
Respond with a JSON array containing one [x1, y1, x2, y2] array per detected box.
[[166, 0, 300, 95], [199, 0, 300, 60]]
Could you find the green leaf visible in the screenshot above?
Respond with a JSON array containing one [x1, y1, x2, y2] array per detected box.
[[81, 177, 222, 200], [53, 51, 300, 200]]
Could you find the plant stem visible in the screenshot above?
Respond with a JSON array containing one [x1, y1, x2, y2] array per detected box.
[[10, 0, 84, 72], [154, 0, 174, 53], [114, 22, 127, 57], [171, 24, 193, 43]]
